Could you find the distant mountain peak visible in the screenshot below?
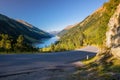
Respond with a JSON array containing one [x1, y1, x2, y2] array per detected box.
[[49, 31, 60, 36], [64, 23, 79, 30], [64, 25, 74, 30], [57, 23, 79, 36]]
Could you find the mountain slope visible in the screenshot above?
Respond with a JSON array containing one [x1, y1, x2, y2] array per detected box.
[[73, 4, 120, 80], [44, 0, 120, 52], [57, 23, 78, 37], [0, 14, 51, 43]]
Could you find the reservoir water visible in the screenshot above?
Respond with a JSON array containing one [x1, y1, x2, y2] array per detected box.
[[35, 36, 59, 48]]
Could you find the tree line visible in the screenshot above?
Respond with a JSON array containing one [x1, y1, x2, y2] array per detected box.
[[0, 34, 38, 53]]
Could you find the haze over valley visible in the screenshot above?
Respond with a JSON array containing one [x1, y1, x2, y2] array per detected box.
[[0, 0, 120, 80]]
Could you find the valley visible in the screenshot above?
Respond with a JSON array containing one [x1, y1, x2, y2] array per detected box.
[[0, 0, 120, 80]]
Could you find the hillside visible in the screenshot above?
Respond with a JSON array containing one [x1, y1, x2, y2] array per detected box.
[[71, 3, 120, 80], [44, 0, 120, 52], [57, 23, 78, 37], [0, 14, 51, 43]]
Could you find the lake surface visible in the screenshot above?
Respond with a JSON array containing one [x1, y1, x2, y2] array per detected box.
[[35, 36, 59, 48]]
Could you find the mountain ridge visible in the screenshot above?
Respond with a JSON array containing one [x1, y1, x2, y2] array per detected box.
[[0, 13, 51, 43], [42, 0, 120, 52], [57, 23, 79, 36]]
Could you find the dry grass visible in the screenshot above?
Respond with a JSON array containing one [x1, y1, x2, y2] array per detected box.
[[68, 49, 120, 80]]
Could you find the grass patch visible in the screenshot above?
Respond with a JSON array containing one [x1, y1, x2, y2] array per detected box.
[[70, 49, 120, 80]]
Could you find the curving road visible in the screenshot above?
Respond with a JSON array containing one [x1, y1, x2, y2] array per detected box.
[[0, 46, 98, 80]]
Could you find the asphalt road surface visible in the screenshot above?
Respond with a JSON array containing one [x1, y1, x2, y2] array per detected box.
[[0, 46, 98, 80]]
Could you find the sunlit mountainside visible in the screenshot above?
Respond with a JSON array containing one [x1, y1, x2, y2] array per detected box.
[[42, 0, 120, 52]]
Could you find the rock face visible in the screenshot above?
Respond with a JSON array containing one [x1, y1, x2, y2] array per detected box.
[[106, 4, 120, 56]]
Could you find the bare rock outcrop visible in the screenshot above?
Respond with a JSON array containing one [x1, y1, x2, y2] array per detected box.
[[106, 4, 120, 57]]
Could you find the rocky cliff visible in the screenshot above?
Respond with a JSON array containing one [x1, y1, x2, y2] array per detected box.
[[106, 3, 120, 57]]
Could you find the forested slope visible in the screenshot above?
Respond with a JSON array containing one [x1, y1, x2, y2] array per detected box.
[[41, 0, 120, 52]]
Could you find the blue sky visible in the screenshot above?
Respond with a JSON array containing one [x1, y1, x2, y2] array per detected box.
[[0, 0, 108, 32]]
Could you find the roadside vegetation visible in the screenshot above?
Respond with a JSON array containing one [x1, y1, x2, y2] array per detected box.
[[0, 34, 38, 53], [68, 47, 120, 80]]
